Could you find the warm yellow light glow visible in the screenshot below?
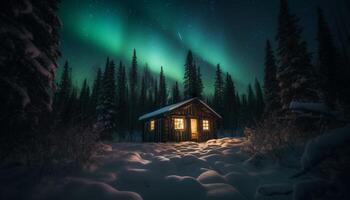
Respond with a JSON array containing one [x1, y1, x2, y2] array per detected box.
[[150, 120, 155, 131], [174, 118, 184, 130], [203, 120, 209, 131]]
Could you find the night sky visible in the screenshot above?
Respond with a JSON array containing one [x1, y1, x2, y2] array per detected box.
[[58, 0, 341, 93]]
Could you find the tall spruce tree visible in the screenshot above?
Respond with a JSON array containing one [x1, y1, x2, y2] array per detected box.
[[139, 76, 147, 115], [116, 61, 128, 137], [213, 64, 224, 117], [317, 8, 339, 108], [276, 0, 320, 110], [183, 50, 198, 99], [223, 73, 236, 130], [254, 78, 265, 120], [153, 79, 159, 108], [158, 66, 167, 106], [247, 84, 256, 124], [78, 79, 90, 121], [56, 61, 72, 110], [129, 49, 138, 135], [196, 64, 204, 99], [172, 81, 181, 104], [90, 68, 102, 119], [264, 40, 280, 114], [97, 58, 116, 140]]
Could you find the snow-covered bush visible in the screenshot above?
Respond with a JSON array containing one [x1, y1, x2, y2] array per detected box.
[[242, 116, 306, 161], [49, 122, 100, 172]]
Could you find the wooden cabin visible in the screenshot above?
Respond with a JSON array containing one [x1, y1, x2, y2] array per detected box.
[[139, 98, 222, 142]]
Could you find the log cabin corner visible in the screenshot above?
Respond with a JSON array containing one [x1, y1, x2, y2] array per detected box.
[[139, 98, 222, 142]]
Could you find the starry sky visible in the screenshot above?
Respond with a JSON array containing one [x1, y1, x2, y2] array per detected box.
[[58, 0, 343, 94]]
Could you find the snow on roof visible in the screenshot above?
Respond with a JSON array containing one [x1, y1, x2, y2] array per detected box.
[[138, 98, 222, 120], [289, 101, 330, 114]]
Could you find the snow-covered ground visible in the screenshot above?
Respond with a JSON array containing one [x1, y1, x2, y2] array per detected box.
[[2, 137, 307, 200]]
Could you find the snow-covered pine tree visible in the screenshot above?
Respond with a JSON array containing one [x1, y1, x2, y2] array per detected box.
[[171, 81, 181, 104], [255, 78, 265, 120], [317, 8, 339, 108], [158, 66, 167, 106], [213, 64, 224, 117], [0, 0, 61, 156], [183, 50, 198, 99], [223, 73, 236, 130], [264, 40, 281, 114], [96, 58, 116, 140], [276, 0, 321, 110]]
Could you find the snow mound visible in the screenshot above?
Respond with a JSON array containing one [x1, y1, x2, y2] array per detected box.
[[197, 170, 226, 184], [42, 178, 142, 200], [301, 125, 350, 172]]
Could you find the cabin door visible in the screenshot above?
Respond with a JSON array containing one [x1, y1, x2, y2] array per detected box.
[[190, 118, 198, 140]]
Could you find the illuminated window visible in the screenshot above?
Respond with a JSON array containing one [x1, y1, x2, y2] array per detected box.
[[150, 120, 155, 131], [174, 118, 184, 130], [203, 120, 209, 131]]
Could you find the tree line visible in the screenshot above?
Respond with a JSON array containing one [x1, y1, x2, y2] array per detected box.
[[54, 47, 267, 140]]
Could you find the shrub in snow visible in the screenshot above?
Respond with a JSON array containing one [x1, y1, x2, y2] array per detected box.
[[242, 116, 306, 162]]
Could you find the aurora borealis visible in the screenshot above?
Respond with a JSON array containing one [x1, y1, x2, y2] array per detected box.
[[58, 0, 336, 93]]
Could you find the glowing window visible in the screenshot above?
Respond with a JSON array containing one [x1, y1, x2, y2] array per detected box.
[[203, 120, 209, 131], [150, 120, 155, 131], [174, 118, 184, 130]]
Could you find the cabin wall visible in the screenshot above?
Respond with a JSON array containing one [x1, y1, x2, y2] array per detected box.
[[142, 101, 220, 143]]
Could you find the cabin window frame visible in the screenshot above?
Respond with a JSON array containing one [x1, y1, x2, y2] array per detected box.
[[174, 118, 184, 130], [150, 120, 155, 131], [202, 119, 210, 131]]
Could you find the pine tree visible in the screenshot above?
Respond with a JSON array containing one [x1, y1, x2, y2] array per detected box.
[[196, 64, 204, 99], [158, 67, 167, 106], [139, 76, 147, 115], [254, 78, 265, 120], [90, 68, 102, 119], [129, 49, 138, 135], [247, 84, 256, 124], [153, 79, 159, 108], [65, 86, 79, 124], [264, 40, 280, 114], [0, 1, 61, 156], [223, 73, 236, 130], [183, 50, 198, 99], [56, 61, 72, 110], [317, 8, 339, 108], [97, 58, 116, 140], [172, 81, 181, 104], [213, 64, 224, 117], [78, 79, 90, 121], [239, 94, 249, 128], [116, 61, 128, 137], [276, 0, 320, 110]]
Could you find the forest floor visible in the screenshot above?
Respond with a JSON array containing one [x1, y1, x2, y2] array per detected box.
[[1, 137, 305, 200]]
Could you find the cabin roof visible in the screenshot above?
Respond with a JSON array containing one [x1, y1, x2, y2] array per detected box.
[[138, 97, 222, 120]]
